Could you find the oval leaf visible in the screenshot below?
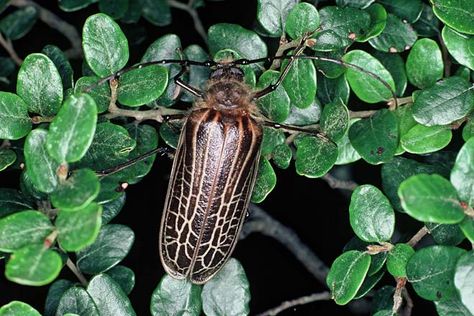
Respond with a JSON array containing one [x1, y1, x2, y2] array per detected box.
[[282, 57, 317, 109], [406, 38, 444, 89], [450, 138, 474, 206], [454, 251, 474, 314], [285, 3, 320, 39], [401, 124, 452, 154], [0, 92, 31, 140], [320, 100, 349, 142], [251, 158, 277, 203], [106, 265, 135, 295], [87, 274, 136, 316], [257, 70, 290, 123], [386, 243, 415, 278], [295, 134, 338, 178], [257, 0, 296, 37], [432, 0, 474, 34], [368, 13, 417, 52], [56, 286, 99, 316], [0, 301, 41, 316], [442, 26, 474, 70]]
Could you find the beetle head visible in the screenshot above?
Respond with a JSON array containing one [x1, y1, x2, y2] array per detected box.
[[209, 65, 244, 82]]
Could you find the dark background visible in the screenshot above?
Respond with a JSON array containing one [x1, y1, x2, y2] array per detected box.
[[0, 0, 443, 315]]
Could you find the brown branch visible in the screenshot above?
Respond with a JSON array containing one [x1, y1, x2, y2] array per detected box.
[[407, 226, 429, 247], [401, 287, 414, 316], [257, 291, 331, 316], [168, 0, 207, 44], [66, 258, 88, 287], [349, 110, 378, 119], [0, 32, 22, 65], [393, 277, 407, 314], [270, 36, 300, 70], [10, 0, 82, 59], [322, 173, 358, 191]]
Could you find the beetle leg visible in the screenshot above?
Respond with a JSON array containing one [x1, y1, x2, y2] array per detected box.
[[262, 120, 330, 142], [173, 65, 204, 98]]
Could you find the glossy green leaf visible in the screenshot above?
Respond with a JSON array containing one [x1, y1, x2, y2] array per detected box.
[[398, 174, 465, 224], [150, 274, 202, 316], [42, 45, 74, 90], [283, 98, 321, 126], [56, 202, 102, 252], [6, 244, 62, 286], [369, 14, 417, 52], [251, 158, 276, 203], [0, 301, 41, 316], [0, 149, 15, 172], [159, 122, 181, 149], [99, 0, 128, 19], [442, 27, 474, 70], [106, 265, 135, 295], [0, 6, 38, 40], [59, 0, 95, 12], [413, 3, 441, 37], [257, 70, 290, 123], [429, 223, 466, 246], [463, 117, 474, 141], [435, 296, 473, 316], [353, 269, 385, 299], [0, 210, 53, 252], [335, 0, 374, 8], [257, 0, 295, 37], [0, 92, 31, 140], [406, 39, 443, 89], [56, 286, 99, 316], [451, 138, 474, 206], [0, 189, 35, 219], [326, 250, 371, 305], [335, 119, 362, 165], [377, 0, 422, 23], [432, 0, 474, 34], [401, 124, 452, 154], [47, 94, 97, 163], [386, 243, 415, 277], [407, 245, 466, 301], [24, 129, 60, 193], [83, 13, 129, 77], [79, 122, 136, 170], [372, 286, 395, 314], [182, 45, 211, 102], [51, 169, 100, 211], [96, 175, 125, 205], [17, 53, 63, 116], [320, 100, 349, 142], [372, 51, 407, 97], [100, 194, 126, 225], [349, 109, 398, 164], [117, 65, 168, 106], [413, 76, 474, 126], [316, 72, 350, 105], [282, 57, 317, 109], [142, 0, 171, 27], [44, 279, 73, 316], [87, 274, 136, 315], [201, 258, 250, 316], [75, 76, 110, 113], [454, 251, 474, 313], [260, 127, 285, 157], [295, 134, 338, 178], [343, 50, 395, 103], [272, 143, 292, 169], [77, 224, 135, 274], [312, 50, 346, 78], [349, 185, 395, 242], [343, 237, 387, 276], [285, 3, 320, 39], [393, 105, 416, 154], [357, 3, 387, 42]]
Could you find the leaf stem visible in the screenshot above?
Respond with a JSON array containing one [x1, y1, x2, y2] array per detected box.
[[31, 115, 54, 124], [407, 225, 429, 247], [388, 96, 413, 108], [257, 291, 331, 316], [66, 258, 88, 287], [321, 173, 358, 191], [168, 0, 208, 44], [0, 32, 22, 65]]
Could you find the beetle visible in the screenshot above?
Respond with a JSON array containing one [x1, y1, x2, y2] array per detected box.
[[94, 40, 396, 284]]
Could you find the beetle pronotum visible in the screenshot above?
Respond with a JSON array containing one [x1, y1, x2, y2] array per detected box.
[[95, 37, 396, 284]]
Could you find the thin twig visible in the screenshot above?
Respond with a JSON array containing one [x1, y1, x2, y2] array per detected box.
[[270, 37, 300, 70], [322, 173, 358, 191], [387, 96, 413, 108], [66, 258, 88, 287], [168, 0, 208, 44], [407, 226, 429, 247], [257, 291, 331, 316], [349, 110, 378, 119], [393, 277, 407, 314], [401, 287, 414, 316], [0, 32, 22, 65], [10, 0, 82, 59]]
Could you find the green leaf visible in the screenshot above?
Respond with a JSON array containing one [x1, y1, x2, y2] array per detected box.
[[432, 0, 474, 34], [79, 122, 136, 170], [312, 50, 346, 78], [272, 143, 292, 169], [413, 3, 441, 37], [349, 185, 395, 242], [342, 50, 395, 103], [75, 76, 111, 113], [377, 0, 423, 23], [386, 243, 415, 278], [406, 38, 443, 89], [17, 53, 63, 116], [56, 202, 102, 252], [406, 245, 466, 301], [117, 65, 168, 106], [283, 98, 321, 126], [0, 92, 31, 140], [77, 224, 135, 274], [0, 301, 41, 316], [24, 129, 60, 193], [320, 100, 349, 142], [295, 134, 338, 178], [0, 149, 16, 172], [343, 237, 387, 276], [56, 286, 99, 316], [442, 27, 474, 70], [372, 51, 407, 97], [335, 119, 362, 165], [0, 210, 53, 252], [47, 94, 97, 163], [369, 13, 417, 52], [454, 251, 474, 314], [335, 0, 374, 9], [353, 269, 385, 299], [317, 6, 371, 49], [99, 0, 128, 19], [401, 124, 452, 154], [44, 279, 73, 316], [208, 23, 267, 62], [87, 274, 136, 316], [0, 189, 35, 219], [100, 194, 126, 225], [326, 250, 371, 305], [256, 70, 290, 123], [142, 0, 171, 27], [0, 6, 38, 40], [121, 0, 144, 23], [285, 3, 320, 39], [412, 76, 474, 126], [435, 296, 473, 316], [42, 45, 74, 91], [201, 258, 250, 316], [59, 0, 95, 12], [348, 109, 399, 165], [260, 127, 285, 157], [459, 216, 474, 242], [316, 72, 350, 105], [6, 244, 62, 286], [257, 0, 295, 37], [394, 105, 417, 154], [51, 169, 100, 211], [372, 286, 395, 314], [357, 3, 387, 42], [398, 174, 465, 224], [150, 274, 202, 316], [427, 223, 466, 246], [182, 45, 210, 102], [451, 138, 474, 206], [82, 13, 129, 77], [106, 265, 135, 295], [282, 57, 317, 109], [251, 158, 276, 203]]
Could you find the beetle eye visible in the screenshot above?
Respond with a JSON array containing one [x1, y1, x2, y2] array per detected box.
[[210, 68, 225, 79], [229, 67, 244, 79]]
